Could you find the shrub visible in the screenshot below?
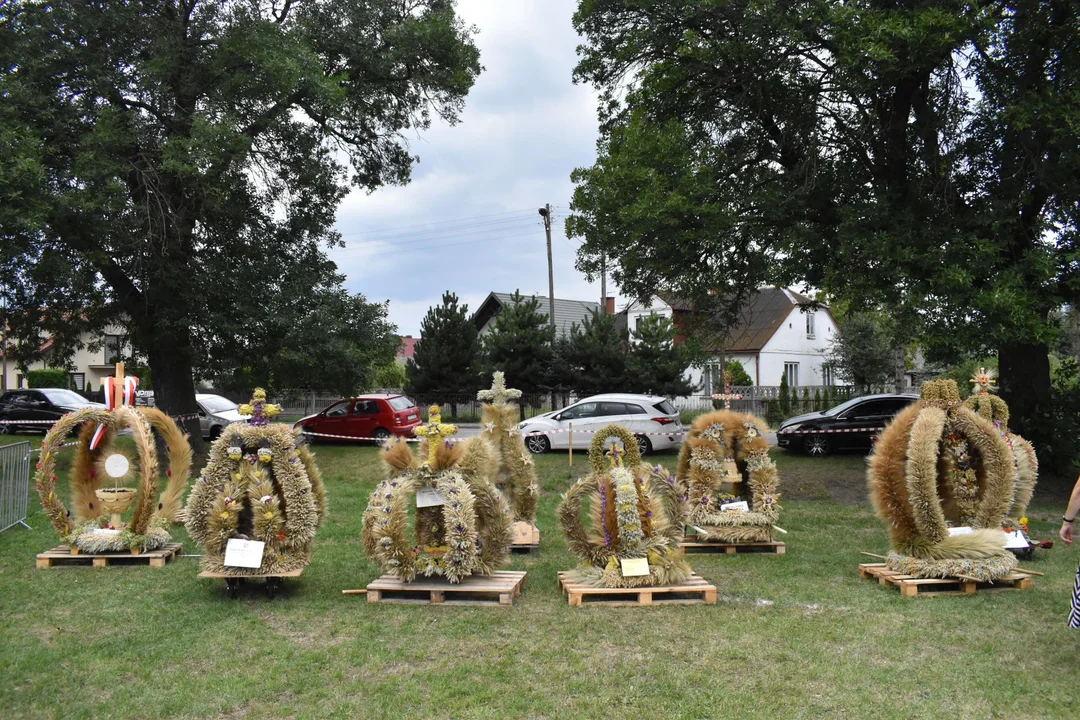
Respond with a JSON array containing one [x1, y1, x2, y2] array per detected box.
[[26, 369, 70, 388]]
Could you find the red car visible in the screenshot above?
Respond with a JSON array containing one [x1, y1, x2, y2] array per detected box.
[[294, 394, 421, 442]]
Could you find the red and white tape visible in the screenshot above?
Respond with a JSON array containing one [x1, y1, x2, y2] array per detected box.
[[297, 426, 687, 443]]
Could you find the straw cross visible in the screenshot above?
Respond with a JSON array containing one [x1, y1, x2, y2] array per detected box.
[[477, 371, 522, 407]]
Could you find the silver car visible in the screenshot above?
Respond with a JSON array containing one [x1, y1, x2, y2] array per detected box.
[[196, 394, 246, 440]]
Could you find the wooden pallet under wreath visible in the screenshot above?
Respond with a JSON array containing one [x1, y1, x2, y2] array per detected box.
[[36, 542, 183, 569], [356, 570, 527, 606], [679, 537, 786, 555], [858, 563, 1035, 597], [557, 571, 717, 607]]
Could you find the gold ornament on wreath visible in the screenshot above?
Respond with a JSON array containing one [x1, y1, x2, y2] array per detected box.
[[361, 404, 512, 583], [556, 424, 691, 588], [676, 410, 781, 543], [33, 365, 192, 555], [184, 388, 326, 576], [868, 379, 1019, 581]]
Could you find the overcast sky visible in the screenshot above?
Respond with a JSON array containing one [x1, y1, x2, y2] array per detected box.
[[328, 0, 610, 337]]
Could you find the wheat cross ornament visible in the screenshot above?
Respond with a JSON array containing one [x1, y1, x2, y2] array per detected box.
[[414, 405, 458, 467], [477, 371, 522, 407]]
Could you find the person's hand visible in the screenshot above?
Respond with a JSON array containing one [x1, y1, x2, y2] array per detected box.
[[1061, 522, 1074, 545]]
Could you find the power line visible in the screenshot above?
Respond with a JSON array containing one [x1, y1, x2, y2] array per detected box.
[[335, 207, 537, 238], [330, 231, 538, 260], [338, 216, 540, 247]]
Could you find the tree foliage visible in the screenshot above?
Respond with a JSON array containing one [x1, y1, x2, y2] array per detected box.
[[481, 292, 555, 394], [406, 292, 481, 395], [1, 1, 480, 448], [827, 312, 897, 393], [625, 314, 696, 397], [568, 0, 1080, 439], [559, 309, 628, 395]]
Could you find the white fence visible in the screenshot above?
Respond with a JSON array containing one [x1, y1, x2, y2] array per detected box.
[[0, 441, 31, 533]]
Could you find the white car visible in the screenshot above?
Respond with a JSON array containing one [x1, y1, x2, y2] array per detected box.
[[518, 393, 683, 456], [196, 393, 247, 440]]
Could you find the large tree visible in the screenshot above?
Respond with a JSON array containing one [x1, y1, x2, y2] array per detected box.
[[568, 0, 1080, 439], [1, 1, 480, 449]]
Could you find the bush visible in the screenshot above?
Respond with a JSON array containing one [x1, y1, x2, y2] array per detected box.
[[26, 369, 70, 388], [778, 373, 791, 417], [1028, 359, 1080, 475]]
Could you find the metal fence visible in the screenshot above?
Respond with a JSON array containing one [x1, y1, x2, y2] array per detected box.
[[0, 441, 31, 533], [672, 385, 859, 421]]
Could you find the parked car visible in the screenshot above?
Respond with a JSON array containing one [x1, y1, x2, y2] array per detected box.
[[0, 388, 106, 434], [518, 393, 682, 456], [776, 393, 918, 456], [196, 393, 246, 440], [293, 394, 422, 442]]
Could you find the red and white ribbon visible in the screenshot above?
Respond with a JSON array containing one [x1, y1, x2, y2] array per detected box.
[[89, 375, 138, 450]]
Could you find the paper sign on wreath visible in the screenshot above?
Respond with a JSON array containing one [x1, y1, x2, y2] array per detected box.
[[416, 486, 447, 508], [224, 539, 266, 569]]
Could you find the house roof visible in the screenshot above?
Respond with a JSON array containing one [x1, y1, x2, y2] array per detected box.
[[395, 336, 419, 360], [724, 287, 817, 352], [472, 292, 600, 338], [625, 287, 825, 352]]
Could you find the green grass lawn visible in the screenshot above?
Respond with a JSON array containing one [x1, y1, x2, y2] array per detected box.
[[0, 433, 1078, 719]]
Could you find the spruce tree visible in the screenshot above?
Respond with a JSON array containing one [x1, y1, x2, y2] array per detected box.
[[406, 292, 481, 396], [561, 309, 628, 396], [778, 372, 791, 418], [481, 292, 554, 396], [626, 315, 696, 397]]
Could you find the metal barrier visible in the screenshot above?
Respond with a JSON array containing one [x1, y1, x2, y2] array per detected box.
[[0, 441, 31, 533]]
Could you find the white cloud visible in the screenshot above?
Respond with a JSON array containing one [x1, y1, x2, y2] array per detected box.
[[331, 0, 615, 336]]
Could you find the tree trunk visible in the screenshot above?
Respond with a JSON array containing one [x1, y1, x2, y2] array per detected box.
[[998, 341, 1051, 438], [893, 343, 905, 394], [144, 321, 206, 460]]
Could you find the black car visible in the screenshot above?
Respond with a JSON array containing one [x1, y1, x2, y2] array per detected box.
[[776, 393, 918, 456], [0, 388, 105, 435]]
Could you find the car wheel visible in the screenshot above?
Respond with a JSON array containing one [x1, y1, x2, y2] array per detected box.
[[803, 434, 830, 457], [525, 434, 550, 454], [371, 427, 391, 441], [209, 426, 222, 441], [634, 434, 652, 456], [0, 423, 14, 435]]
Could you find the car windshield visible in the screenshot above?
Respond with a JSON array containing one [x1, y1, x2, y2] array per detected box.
[[821, 397, 867, 417], [200, 396, 238, 413], [39, 389, 90, 406], [388, 396, 414, 411]]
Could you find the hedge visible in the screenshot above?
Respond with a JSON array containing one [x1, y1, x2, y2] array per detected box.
[[26, 369, 71, 389]]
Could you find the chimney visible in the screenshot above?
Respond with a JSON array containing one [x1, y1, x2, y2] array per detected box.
[[604, 297, 615, 315]]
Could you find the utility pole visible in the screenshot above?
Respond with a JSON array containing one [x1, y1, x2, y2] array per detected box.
[[538, 204, 555, 330], [600, 252, 607, 313]]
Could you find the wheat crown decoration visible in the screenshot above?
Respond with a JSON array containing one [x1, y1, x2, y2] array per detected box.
[[676, 410, 781, 543], [557, 424, 691, 588], [361, 404, 512, 584], [867, 379, 1019, 580], [478, 371, 539, 524], [184, 388, 326, 576]]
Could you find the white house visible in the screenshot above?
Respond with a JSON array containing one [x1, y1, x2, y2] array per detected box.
[[1, 325, 136, 393], [621, 287, 840, 391]]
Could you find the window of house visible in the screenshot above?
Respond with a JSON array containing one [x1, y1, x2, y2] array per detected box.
[[784, 362, 799, 387], [69, 373, 85, 391], [822, 365, 834, 386], [806, 312, 816, 338], [104, 335, 124, 363]]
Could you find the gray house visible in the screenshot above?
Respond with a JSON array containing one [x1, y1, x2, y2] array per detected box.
[[471, 292, 606, 338]]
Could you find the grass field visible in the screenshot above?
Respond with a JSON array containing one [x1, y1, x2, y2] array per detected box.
[[1, 433, 1078, 719]]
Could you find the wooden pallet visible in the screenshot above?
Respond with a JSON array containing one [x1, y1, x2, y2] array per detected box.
[[858, 563, 1034, 597], [510, 543, 539, 555], [198, 568, 304, 598], [679, 537, 786, 555], [36, 542, 183, 569], [360, 570, 527, 606], [557, 572, 717, 607]]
